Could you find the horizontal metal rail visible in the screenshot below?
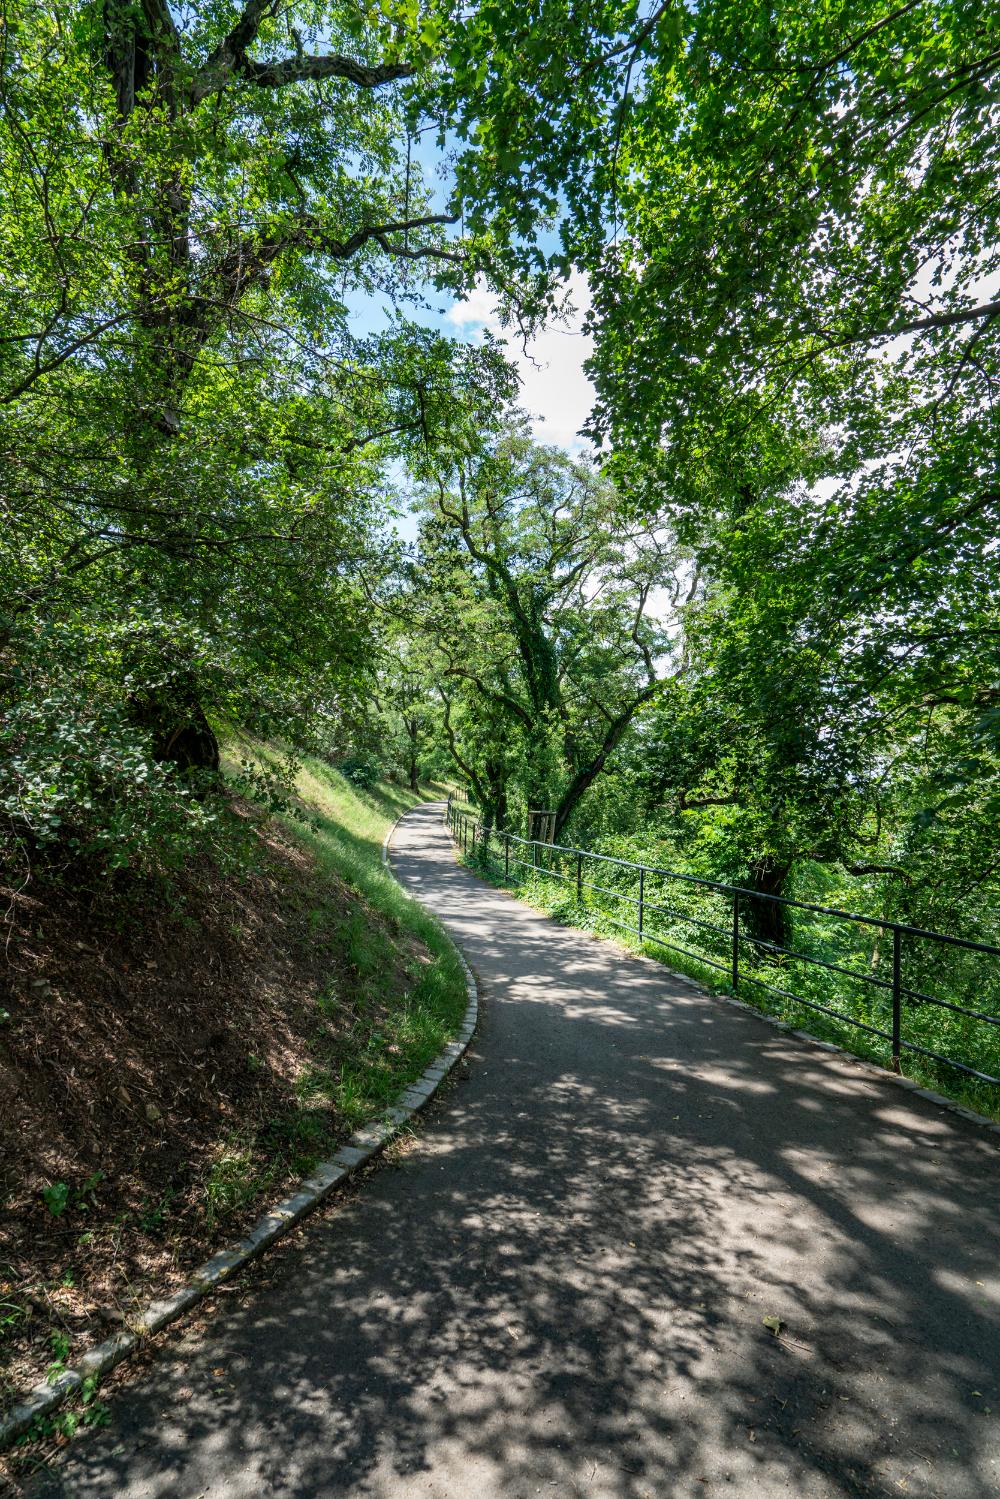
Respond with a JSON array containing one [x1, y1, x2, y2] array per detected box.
[[459, 814, 1000, 953], [445, 798, 1000, 1090]]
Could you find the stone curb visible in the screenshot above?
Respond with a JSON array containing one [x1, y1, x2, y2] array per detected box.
[[0, 805, 477, 1451], [451, 829, 1000, 1143]]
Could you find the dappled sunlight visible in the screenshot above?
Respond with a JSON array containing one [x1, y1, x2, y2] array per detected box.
[[33, 805, 1000, 1499]]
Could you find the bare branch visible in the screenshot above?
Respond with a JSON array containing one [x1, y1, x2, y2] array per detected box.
[[843, 862, 913, 884], [215, 213, 461, 301]]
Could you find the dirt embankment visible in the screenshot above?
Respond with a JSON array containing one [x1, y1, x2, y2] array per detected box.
[[0, 806, 424, 1408]]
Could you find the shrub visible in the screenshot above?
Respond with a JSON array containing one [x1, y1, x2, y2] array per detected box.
[[338, 752, 385, 791]]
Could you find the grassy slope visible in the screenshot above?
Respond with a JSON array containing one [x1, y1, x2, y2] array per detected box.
[[1, 762, 462, 1424], [268, 757, 465, 1133], [148, 753, 467, 1223]]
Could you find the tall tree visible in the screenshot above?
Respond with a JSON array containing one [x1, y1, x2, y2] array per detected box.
[[562, 1, 1000, 926], [412, 427, 688, 836]]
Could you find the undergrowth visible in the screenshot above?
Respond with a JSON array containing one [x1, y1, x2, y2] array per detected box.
[[200, 751, 466, 1220], [460, 837, 1000, 1124]]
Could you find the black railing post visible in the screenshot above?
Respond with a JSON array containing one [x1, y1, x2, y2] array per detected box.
[[434, 819, 999, 1089], [891, 927, 902, 1073], [731, 892, 740, 993]]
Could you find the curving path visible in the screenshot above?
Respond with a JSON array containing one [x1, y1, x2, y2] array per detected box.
[[26, 803, 1000, 1498]]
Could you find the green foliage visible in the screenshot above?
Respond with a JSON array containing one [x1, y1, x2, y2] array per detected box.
[[45, 1331, 71, 1382], [464, 827, 1000, 1119], [1, 676, 225, 876], [0, 1292, 29, 1346], [39, 1183, 70, 1219], [410, 424, 689, 835], [39, 1174, 104, 1220], [202, 1148, 261, 1231], [513, 0, 1000, 957], [20, 1374, 109, 1444], [0, 0, 529, 889], [339, 753, 387, 791]]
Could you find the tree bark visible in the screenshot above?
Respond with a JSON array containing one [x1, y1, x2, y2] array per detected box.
[[130, 680, 220, 776], [742, 856, 791, 954]]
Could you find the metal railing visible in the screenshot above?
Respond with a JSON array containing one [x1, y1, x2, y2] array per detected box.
[[445, 798, 1000, 1090]]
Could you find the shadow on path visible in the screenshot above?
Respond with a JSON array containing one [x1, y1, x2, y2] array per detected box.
[[26, 804, 1000, 1498]]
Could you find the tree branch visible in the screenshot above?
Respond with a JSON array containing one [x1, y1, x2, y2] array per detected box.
[[236, 53, 414, 92], [441, 694, 488, 807], [214, 213, 461, 301], [194, 0, 413, 102], [802, 299, 1000, 362], [843, 862, 913, 884], [554, 678, 665, 835]]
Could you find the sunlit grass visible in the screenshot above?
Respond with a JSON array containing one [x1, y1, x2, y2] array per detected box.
[[464, 843, 1000, 1123], [196, 745, 467, 1216]]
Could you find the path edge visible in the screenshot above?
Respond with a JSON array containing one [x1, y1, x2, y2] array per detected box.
[[450, 833, 1000, 1142], [0, 804, 477, 1450]]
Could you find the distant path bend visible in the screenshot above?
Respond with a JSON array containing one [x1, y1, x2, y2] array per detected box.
[[29, 802, 1000, 1499]]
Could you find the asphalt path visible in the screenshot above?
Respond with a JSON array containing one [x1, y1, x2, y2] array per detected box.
[[25, 802, 1000, 1498]]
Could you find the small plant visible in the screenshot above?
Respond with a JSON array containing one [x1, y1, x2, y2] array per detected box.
[[338, 753, 384, 790], [75, 1172, 103, 1212], [19, 1376, 109, 1445], [40, 1172, 104, 1218], [316, 986, 342, 1020], [0, 1292, 29, 1343], [41, 1182, 70, 1218], [202, 1147, 257, 1227], [46, 1330, 72, 1382], [138, 1188, 175, 1234]]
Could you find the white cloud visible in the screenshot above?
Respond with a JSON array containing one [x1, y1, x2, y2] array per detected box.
[[447, 271, 596, 452]]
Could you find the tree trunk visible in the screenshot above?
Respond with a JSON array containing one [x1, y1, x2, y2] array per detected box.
[[130, 679, 220, 776], [743, 856, 790, 955], [407, 722, 419, 790], [484, 786, 508, 833], [480, 756, 509, 834]]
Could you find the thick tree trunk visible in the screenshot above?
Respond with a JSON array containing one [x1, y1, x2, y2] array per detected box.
[[131, 680, 220, 775], [483, 787, 508, 834], [743, 856, 791, 955], [479, 756, 509, 834]]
